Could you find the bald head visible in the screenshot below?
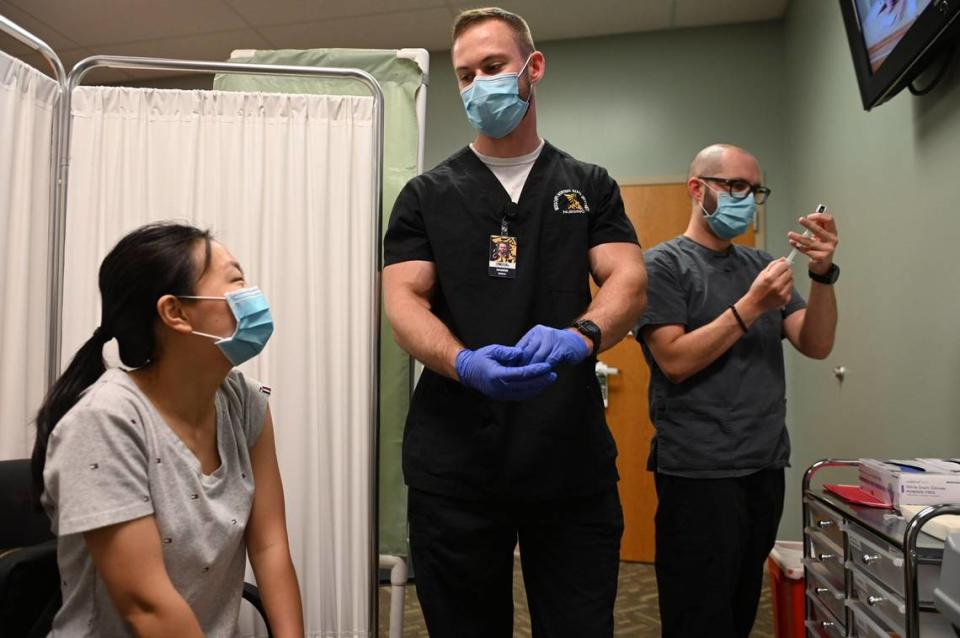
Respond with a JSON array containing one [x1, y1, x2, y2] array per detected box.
[[688, 144, 759, 180]]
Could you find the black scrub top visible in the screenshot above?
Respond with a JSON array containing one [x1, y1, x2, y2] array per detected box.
[[384, 141, 639, 501]]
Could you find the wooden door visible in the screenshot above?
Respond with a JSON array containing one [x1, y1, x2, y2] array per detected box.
[[600, 182, 755, 562]]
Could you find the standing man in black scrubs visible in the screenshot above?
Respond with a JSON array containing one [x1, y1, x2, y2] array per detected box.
[[638, 144, 839, 638], [382, 7, 647, 637]]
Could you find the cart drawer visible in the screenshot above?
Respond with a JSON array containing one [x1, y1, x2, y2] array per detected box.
[[807, 592, 845, 638], [845, 521, 939, 604], [846, 524, 905, 596], [847, 600, 897, 638], [806, 498, 845, 548], [850, 566, 905, 635], [847, 598, 956, 638], [806, 529, 845, 591], [807, 562, 846, 628]]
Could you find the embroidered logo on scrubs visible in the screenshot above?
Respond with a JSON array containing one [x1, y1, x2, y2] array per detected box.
[[553, 189, 589, 214]]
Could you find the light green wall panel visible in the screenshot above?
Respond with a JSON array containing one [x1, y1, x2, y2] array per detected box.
[[779, 1, 960, 539]]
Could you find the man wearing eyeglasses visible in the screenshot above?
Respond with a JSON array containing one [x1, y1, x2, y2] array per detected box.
[[636, 143, 839, 638]]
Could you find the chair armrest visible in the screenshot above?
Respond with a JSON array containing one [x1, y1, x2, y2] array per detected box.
[[0, 539, 60, 637]]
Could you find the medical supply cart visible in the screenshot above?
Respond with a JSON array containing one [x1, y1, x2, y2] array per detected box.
[[802, 459, 960, 637]]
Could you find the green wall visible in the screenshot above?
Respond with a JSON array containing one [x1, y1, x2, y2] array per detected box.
[[778, 1, 960, 539]]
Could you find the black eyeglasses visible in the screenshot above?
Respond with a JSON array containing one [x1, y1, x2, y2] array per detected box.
[[698, 176, 771, 205]]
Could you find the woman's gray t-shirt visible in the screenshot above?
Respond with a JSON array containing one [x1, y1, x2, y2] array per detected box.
[[42, 367, 269, 637]]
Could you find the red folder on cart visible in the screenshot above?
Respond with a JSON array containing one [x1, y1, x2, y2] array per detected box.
[[824, 483, 892, 508]]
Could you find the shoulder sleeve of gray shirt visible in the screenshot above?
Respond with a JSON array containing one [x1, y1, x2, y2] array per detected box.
[[636, 245, 688, 334], [44, 393, 154, 536], [221, 369, 269, 448], [757, 249, 808, 317]]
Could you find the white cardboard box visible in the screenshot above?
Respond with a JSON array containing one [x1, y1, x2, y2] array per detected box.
[[859, 459, 960, 507], [917, 458, 960, 474]]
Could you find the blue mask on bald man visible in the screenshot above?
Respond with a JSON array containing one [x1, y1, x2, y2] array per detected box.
[[699, 186, 756, 240], [460, 55, 533, 139]]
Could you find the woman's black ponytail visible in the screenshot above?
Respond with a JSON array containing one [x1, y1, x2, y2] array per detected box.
[[30, 330, 111, 504], [31, 222, 211, 505]]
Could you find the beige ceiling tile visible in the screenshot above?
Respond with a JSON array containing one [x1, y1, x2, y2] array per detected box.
[[0, 0, 81, 55], [672, 0, 789, 29], [93, 28, 272, 65], [73, 28, 272, 83], [8, 0, 249, 47], [259, 6, 455, 51], [225, 0, 446, 28]]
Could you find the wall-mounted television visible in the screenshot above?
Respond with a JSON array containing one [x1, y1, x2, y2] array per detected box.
[[840, 0, 960, 109]]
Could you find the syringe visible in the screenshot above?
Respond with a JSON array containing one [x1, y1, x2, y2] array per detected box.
[[785, 203, 827, 264]]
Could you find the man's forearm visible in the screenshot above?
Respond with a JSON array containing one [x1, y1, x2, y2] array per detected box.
[[648, 292, 778, 383], [654, 307, 748, 383], [386, 292, 463, 379], [581, 265, 647, 352], [797, 282, 837, 359]]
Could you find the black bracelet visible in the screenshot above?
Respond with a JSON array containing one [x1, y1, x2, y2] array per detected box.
[[729, 304, 748, 333]]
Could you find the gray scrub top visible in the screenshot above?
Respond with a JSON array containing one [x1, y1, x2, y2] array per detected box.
[[42, 367, 268, 637], [637, 235, 806, 478]]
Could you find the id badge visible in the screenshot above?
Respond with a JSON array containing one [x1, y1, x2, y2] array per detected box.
[[488, 235, 517, 279]]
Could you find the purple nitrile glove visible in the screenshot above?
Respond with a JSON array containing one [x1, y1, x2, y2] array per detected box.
[[455, 344, 558, 401], [515, 324, 590, 367]]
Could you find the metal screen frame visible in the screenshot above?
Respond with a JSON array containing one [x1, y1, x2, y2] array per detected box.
[[0, 13, 67, 397]]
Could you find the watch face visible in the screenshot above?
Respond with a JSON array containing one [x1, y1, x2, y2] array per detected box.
[[576, 320, 601, 355], [577, 320, 599, 338]]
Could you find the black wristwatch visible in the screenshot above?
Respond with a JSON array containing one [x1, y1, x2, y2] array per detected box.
[[572, 319, 601, 358], [809, 263, 840, 285]]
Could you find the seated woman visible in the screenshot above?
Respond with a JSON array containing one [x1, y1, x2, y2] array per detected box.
[[31, 222, 303, 637]]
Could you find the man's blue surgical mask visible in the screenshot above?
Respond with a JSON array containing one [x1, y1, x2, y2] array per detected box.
[[460, 55, 533, 139], [181, 286, 274, 366], [699, 185, 756, 240]]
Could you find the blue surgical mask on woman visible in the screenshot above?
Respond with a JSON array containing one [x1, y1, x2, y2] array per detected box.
[[460, 55, 533, 139], [699, 185, 756, 240], [180, 286, 274, 366]]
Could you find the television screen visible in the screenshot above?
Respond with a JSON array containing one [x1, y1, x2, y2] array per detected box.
[[841, 0, 960, 109], [858, 0, 933, 71]]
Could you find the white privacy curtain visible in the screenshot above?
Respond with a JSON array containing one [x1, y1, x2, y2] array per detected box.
[[63, 86, 375, 637], [0, 51, 57, 460]]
